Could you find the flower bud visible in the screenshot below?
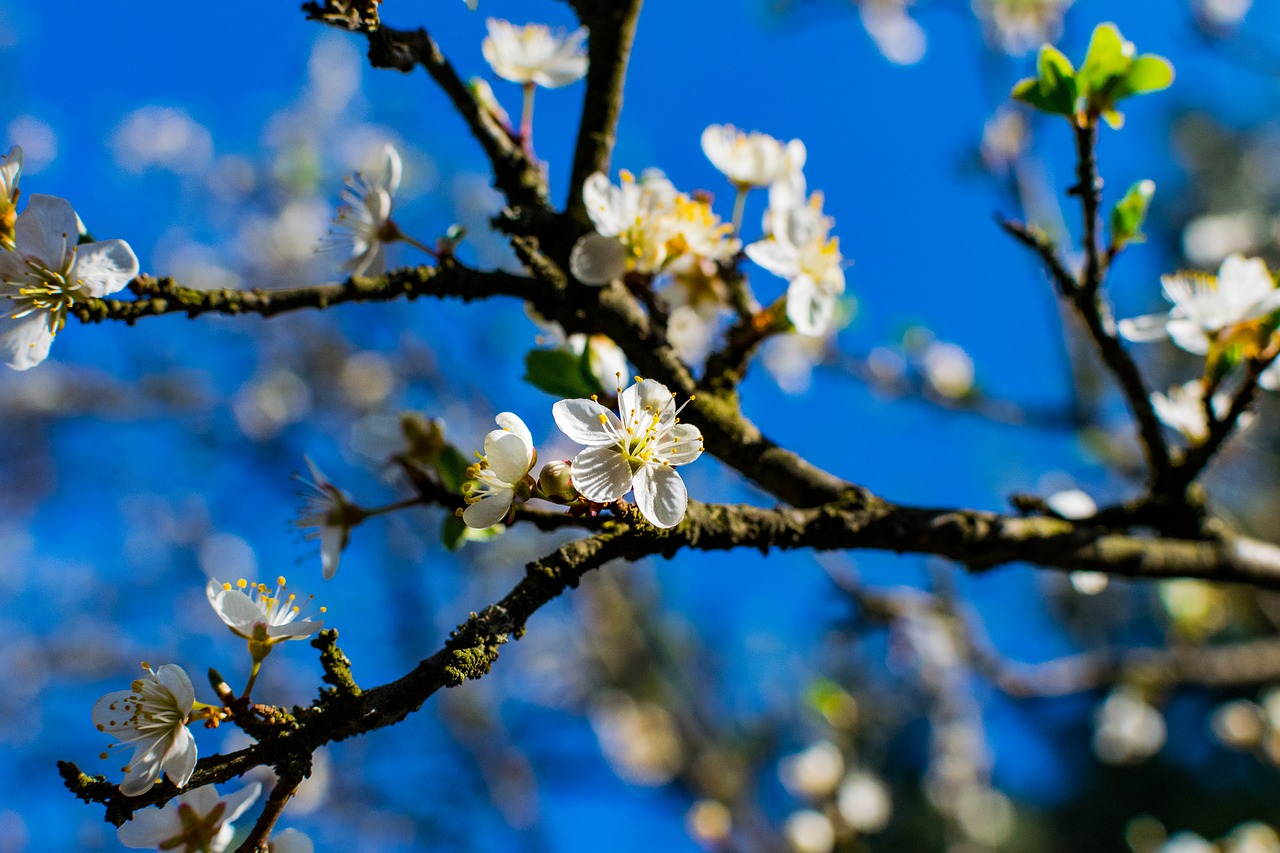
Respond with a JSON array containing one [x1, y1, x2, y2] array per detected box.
[[537, 460, 578, 504]]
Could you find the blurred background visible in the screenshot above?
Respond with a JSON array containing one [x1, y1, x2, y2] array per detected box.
[[4, 0, 1280, 850]]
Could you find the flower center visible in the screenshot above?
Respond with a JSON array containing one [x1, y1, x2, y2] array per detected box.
[[6, 255, 82, 336]]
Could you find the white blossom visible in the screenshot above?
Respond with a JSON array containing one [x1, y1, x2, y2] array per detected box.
[[1150, 380, 1250, 443], [552, 377, 703, 528], [92, 664, 198, 796], [701, 125, 796, 190], [746, 194, 845, 336], [1093, 688, 1166, 764], [0, 194, 138, 370], [481, 19, 588, 88], [206, 575, 325, 647], [295, 457, 366, 580], [116, 782, 261, 852], [331, 143, 402, 276], [572, 169, 678, 284], [837, 771, 893, 833], [462, 412, 537, 528], [1119, 254, 1280, 355], [778, 741, 844, 799]]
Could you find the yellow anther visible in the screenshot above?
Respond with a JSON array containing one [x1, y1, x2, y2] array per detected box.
[[598, 413, 608, 425], [139, 661, 150, 671], [319, 606, 328, 613], [277, 575, 286, 586], [222, 582, 232, 591], [236, 579, 248, 589]]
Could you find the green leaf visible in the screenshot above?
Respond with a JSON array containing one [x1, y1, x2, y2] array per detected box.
[[1079, 23, 1132, 96], [1012, 44, 1077, 116], [1113, 55, 1174, 99], [441, 514, 468, 551], [1110, 179, 1155, 248], [524, 348, 600, 399], [436, 445, 471, 494]]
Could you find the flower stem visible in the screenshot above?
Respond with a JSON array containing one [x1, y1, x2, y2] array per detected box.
[[520, 82, 537, 154], [363, 496, 425, 519], [731, 186, 749, 236], [243, 659, 262, 700], [396, 232, 440, 260]]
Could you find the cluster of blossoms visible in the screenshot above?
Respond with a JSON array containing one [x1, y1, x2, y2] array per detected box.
[[460, 376, 705, 530], [1119, 253, 1280, 442], [0, 145, 140, 371], [568, 122, 848, 364], [91, 574, 323, 848]]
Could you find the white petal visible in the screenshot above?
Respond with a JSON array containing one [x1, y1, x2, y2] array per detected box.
[[269, 619, 323, 639], [657, 422, 703, 466], [211, 588, 266, 635], [162, 727, 198, 788], [485, 430, 533, 484], [70, 239, 139, 297], [92, 689, 141, 733], [1166, 318, 1211, 355], [463, 492, 514, 528], [1260, 360, 1280, 391], [154, 664, 195, 711], [379, 144, 403, 196], [632, 464, 687, 528], [570, 233, 627, 285], [570, 446, 632, 502], [619, 378, 675, 429], [16, 194, 77, 268], [320, 523, 347, 580], [745, 239, 800, 279], [494, 411, 533, 450], [0, 310, 55, 371], [181, 783, 222, 813], [222, 781, 264, 824], [1116, 312, 1171, 342], [119, 743, 163, 796], [117, 805, 181, 848], [786, 275, 836, 336], [553, 398, 620, 446]]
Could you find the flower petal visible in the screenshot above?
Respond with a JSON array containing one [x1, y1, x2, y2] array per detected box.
[[1116, 312, 1171, 342], [268, 619, 324, 639], [92, 690, 141, 733], [117, 804, 181, 848], [1165, 317, 1211, 355], [494, 411, 533, 450], [553, 397, 621, 446], [786, 274, 836, 336], [745, 238, 800, 279], [582, 173, 624, 236], [657, 422, 703, 466], [463, 492, 514, 528], [632, 464, 687, 528], [485, 430, 533, 484], [570, 233, 627, 285], [222, 781, 264, 824], [570, 446, 632, 502], [320, 523, 347, 581], [210, 587, 266, 636], [154, 664, 195, 712], [0, 311, 54, 371], [70, 239, 139, 297], [379, 144, 403, 196], [162, 727, 198, 788], [16, 194, 77, 268]]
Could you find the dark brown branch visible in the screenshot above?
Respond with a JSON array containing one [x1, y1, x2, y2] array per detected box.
[[233, 760, 309, 853], [70, 265, 535, 325], [564, 0, 645, 223]]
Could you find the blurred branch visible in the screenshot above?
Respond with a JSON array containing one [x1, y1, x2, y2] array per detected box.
[[233, 759, 308, 853], [564, 0, 645, 224]]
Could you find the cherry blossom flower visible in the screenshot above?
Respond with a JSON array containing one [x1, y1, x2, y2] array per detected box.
[[331, 143, 402, 276], [572, 169, 679, 284], [746, 194, 846, 336], [295, 457, 366, 580], [206, 575, 325, 647], [0, 194, 139, 370], [0, 145, 22, 247], [481, 19, 588, 89], [552, 377, 703, 528], [462, 412, 537, 528], [1119, 254, 1280, 355], [1150, 380, 1252, 442], [92, 663, 198, 796], [701, 125, 791, 190], [116, 782, 261, 852]]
